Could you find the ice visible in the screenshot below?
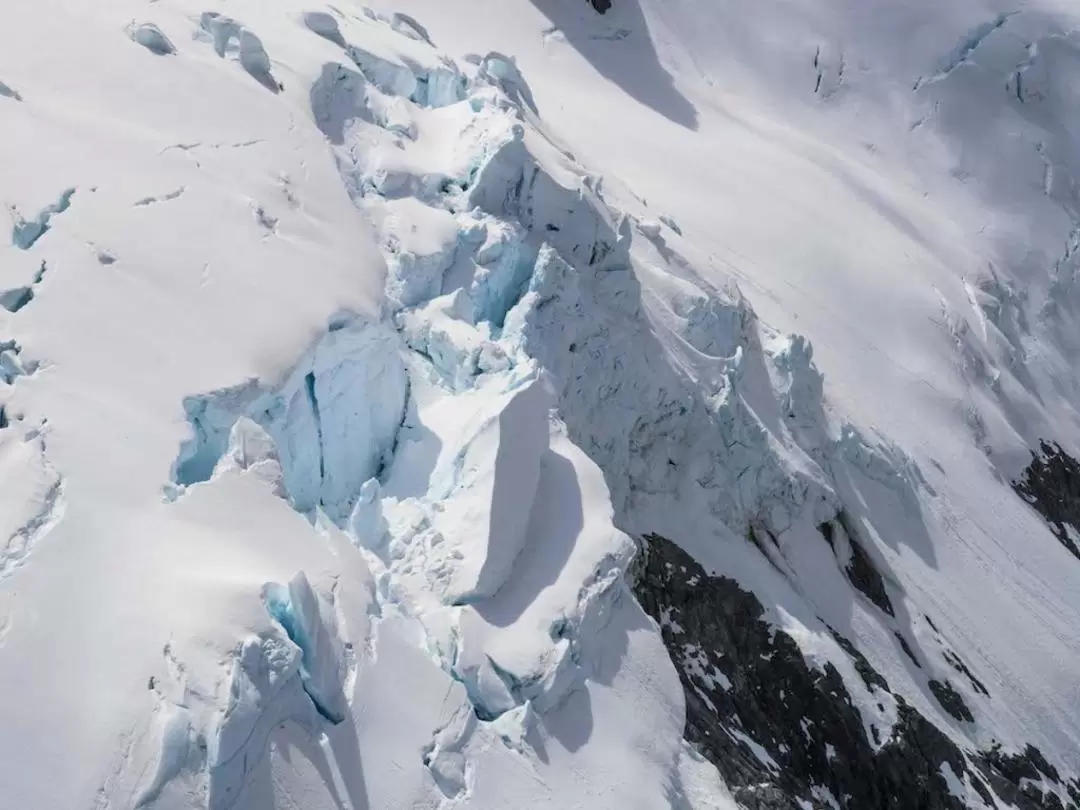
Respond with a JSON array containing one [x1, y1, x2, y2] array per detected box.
[[209, 632, 310, 808], [9, 188, 75, 250], [268, 321, 407, 522], [335, 11, 465, 109], [6, 0, 1080, 808], [302, 12, 346, 48], [381, 197, 463, 308], [129, 23, 176, 56], [173, 320, 407, 524], [398, 292, 491, 389], [476, 52, 538, 114], [428, 373, 553, 604], [346, 477, 389, 550], [134, 701, 196, 806], [263, 572, 349, 724], [0, 80, 21, 101], [198, 12, 243, 57], [0, 286, 33, 313], [0, 427, 64, 580]]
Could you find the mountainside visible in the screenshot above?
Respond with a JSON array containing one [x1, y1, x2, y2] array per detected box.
[[2, 1, 1080, 809]]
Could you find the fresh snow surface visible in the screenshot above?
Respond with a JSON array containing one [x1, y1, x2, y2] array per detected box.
[[2, 0, 1080, 808]]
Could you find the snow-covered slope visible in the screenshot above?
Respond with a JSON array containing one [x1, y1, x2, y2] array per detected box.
[[2, 1, 1080, 809]]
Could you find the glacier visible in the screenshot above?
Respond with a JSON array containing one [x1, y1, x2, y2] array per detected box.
[[3, 1, 1080, 810]]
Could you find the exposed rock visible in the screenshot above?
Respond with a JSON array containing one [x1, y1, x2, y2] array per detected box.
[[943, 649, 990, 697], [819, 513, 895, 616], [1013, 441, 1080, 559], [896, 632, 922, 669], [846, 536, 895, 616], [587, 0, 613, 13], [928, 679, 973, 723], [631, 532, 1078, 810], [975, 743, 1080, 810]]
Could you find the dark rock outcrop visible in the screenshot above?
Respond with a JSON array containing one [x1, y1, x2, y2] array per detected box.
[[1013, 441, 1080, 559], [928, 679, 973, 723], [976, 743, 1078, 810], [819, 513, 895, 616], [631, 532, 1077, 810]]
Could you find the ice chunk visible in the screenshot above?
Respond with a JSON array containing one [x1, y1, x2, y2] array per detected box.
[[467, 125, 529, 218], [400, 291, 500, 390], [347, 477, 389, 550], [238, 30, 273, 83], [0, 286, 33, 313], [477, 52, 538, 114], [346, 44, 420, 100], [172, 381, 262, 488], [503, 244, 583, 361], [130, 23, 176, 56], [216, 416, 278, 471], [412, 63, 466, 108], [302, 11, 345, 47], [209, 633, 306, 807], [133, 702, 194, 806], [470, 220, 534, 327], [390, 13, 433, 46], [10, 188, 75, 250], [263, 572, 349, 723], [659, 214, 682, 235], [270, 322, 407, 522], [0, 341, 35, 385], [0, 80, 21, 101], [675, 291, 749, 358], [172, 322, 406, 523], [211, 417, 286, 496], [198, 12, 242, 57], [381, 198, 464, 309], [431, 374, 554, 603]]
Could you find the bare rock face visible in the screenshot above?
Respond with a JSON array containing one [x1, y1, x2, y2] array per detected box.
[[587, 0, 612, 13], [1013, 440, 1080, 559], [631, 532, 1079, 810]]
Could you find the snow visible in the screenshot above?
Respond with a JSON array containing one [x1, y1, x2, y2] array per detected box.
[[3, 0, 1080, 807]]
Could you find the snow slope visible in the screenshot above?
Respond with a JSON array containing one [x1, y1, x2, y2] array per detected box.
[[2, 0, 1080, 809]]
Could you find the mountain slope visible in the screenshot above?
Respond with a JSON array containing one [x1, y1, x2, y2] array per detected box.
[[1, 1, 1079, 809]]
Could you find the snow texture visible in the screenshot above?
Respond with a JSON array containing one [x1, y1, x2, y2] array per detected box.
[[4, 1, 1080, 810]]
